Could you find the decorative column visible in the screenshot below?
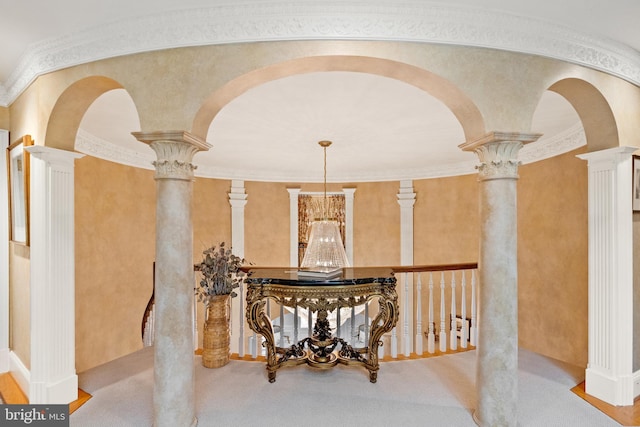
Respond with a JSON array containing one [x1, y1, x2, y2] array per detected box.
[[343, 188, 356, 264], [133, 131, 210, 427], [397, 180, 416, 356], [287, 188, 302, 267], [577, 147, 636, 406], [460, 131, 540, 427], [229, 180, 247, 356], [26, 146, 84, 404]]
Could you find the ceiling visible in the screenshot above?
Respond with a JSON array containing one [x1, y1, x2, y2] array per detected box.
[[3, 1, 639, 182]]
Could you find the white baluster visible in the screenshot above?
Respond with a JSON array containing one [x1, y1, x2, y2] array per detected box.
[[351, 306, 356, 342], [470, 269, 477, 347], [427, 272, 435, 354], [391, 327, 398, 359], [238, 282, 245, 357], [250, 333, 257, 359], [460, 271, 468, 349], [415, 273, 423, 355], [279, 303, 285, 348], [364, 302, 370, 347], [450, 271, 458, 351], [336, 304, 341, 338], [294, 305, 299, 344], [193, 292, 198, 351], [308, 307, 312, 339], [403, 272, 410, 357], [439, 272, 447, 352]]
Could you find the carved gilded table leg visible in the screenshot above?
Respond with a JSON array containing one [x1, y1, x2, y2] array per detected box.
[[366, 287, 399, 383], [245, 289, 278, 382]]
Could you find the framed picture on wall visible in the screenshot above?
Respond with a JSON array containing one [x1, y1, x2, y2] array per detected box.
[[633, 155, 640, 212], [6, 135, 33, 245]]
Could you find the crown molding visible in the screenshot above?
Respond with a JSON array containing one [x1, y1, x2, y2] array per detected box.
[[1, 1, 639, 107], [75, 122, 587, 182], [75, 129, 155, 170], [519, 122, 586, 164]]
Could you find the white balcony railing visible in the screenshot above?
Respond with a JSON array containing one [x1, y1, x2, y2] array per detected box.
[[142, 263, 478, 360]]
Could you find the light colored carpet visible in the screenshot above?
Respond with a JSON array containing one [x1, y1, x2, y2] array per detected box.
[[71, 347, 619, 427]]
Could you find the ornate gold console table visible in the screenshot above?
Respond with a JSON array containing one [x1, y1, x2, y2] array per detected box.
[[245, 267, 398, 383]]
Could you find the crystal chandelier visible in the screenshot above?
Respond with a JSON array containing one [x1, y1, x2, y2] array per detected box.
[[300, 141, 350, 271]]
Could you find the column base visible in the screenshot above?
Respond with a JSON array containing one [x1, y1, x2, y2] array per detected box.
[[30, 374, 78, 404], [585, 367, 635, 406]]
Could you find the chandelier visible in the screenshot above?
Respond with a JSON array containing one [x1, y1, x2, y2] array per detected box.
[[300, 141, 350, 271]]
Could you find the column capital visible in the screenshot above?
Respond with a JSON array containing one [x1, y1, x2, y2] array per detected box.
[[287, 187, 302, 197], [132, 131, 211, 180], [459, 131, 541, 180], [229, 180, 248, 208], [25, 146, 85, 164], [397, 180, 416, 207]]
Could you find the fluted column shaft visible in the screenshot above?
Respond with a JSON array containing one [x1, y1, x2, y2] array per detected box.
[[133, 131, 210, 427], [26, 146, 84, 404], [460, 132, 540, 427]]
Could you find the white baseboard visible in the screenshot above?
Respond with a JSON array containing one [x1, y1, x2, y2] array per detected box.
[[7, 351, 78, 404], [9, 351, 30, 400], [634, 369, 640, 399]]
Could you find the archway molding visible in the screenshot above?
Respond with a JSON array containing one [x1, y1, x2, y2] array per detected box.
[[44, 76, 127, 151], [548, 78, 619, 152], [192, 55, 486, 142]]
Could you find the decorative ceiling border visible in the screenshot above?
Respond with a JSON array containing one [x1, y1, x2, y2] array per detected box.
[[2, 1, 639, 107], [74, 129, 155, 170], [75, 122, 587, 182]]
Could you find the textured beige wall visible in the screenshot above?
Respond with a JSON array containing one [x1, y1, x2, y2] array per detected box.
[[193, 177, 232, 253], [518, 148, 589, 367], [9, 243, 30, 369], [351, 181, 401, 266], [8, 81, 44, 147], [243, 181, 291, 266], [414, 174, 479, 265], [74, 156, 156, 372], [0, 106, 9, 129], [75, 156, 235, 372]]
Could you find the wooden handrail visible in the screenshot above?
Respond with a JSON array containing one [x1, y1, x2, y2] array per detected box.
[[388, 263, 478, 274], [239, 263, 478, 274], [141, 262, 156, 341]]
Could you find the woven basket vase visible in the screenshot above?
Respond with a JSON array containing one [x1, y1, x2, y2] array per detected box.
[[202, 294, 231, 368]]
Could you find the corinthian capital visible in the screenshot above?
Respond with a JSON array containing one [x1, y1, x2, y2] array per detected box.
[[459, 132, 542, 180], [132, 131, 211, 180]]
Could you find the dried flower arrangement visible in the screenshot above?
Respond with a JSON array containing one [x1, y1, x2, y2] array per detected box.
[[195, 242, 246, 303]]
